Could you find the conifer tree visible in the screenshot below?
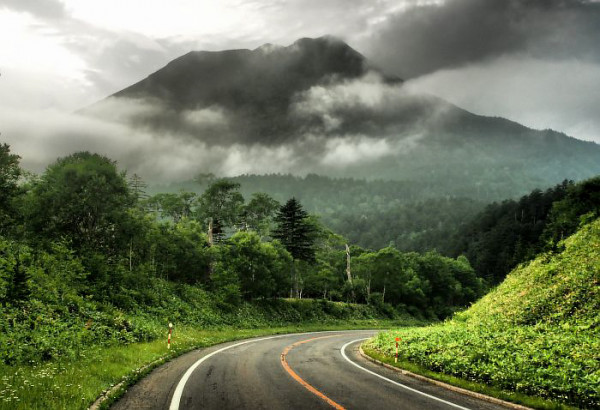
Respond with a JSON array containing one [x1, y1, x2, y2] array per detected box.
[[273, 198, 316, 297], [7, 249, 30, 303], [273, 198, 316, 261]]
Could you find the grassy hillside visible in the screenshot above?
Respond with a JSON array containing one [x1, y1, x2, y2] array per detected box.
[[367, 218, 600, 408]]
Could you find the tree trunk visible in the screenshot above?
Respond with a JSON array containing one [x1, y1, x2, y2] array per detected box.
[[293, 262, 299, 298], [207, 218, 214, 278], [207, 218, 214, 247], [129, 239, 133, 272], [345, 244, 353, 284]]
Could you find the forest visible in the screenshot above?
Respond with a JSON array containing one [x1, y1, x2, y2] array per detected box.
[[2, 141, 600, 365], [0, 144, 485, 366], [2, 141, 600, 409]]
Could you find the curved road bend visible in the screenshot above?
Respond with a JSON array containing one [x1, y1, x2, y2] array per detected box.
[[113, 331, 510, 410]]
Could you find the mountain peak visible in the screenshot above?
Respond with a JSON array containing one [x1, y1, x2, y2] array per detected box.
[[111, 35, 373, 111], [254, 43, 283, 54]]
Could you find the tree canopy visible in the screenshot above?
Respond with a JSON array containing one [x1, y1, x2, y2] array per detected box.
[[26, 152, 134, 256]]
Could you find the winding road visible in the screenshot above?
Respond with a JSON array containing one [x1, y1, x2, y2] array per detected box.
[[112, 331, 511, 410]]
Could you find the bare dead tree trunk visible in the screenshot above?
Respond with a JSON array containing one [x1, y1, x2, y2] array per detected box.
[[207, 218, 214, 278], [207, 218, 214, 247], [293, 262, 299, 298], [345, 244, 353, 284], [129, 239, 133, 272]]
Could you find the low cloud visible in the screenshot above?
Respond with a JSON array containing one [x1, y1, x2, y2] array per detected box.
[[291, 71, 456, 137], [405, 55, 600, 141], [320, 136, 399, 167], [2, 72, 441, 182]]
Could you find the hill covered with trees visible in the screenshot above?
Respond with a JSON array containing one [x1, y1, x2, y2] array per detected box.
[[0, 144, 484, 370]]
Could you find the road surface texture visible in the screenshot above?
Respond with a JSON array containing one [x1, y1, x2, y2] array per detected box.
[[112, 330, 512, 410]]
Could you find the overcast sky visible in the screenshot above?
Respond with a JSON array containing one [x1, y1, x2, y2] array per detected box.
[[1, 0, 600, 176]]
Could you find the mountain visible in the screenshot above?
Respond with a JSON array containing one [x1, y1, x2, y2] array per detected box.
[[84, 36, 600, 200]]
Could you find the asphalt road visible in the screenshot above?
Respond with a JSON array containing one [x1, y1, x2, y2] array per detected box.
[[112, 330, 511, 410]]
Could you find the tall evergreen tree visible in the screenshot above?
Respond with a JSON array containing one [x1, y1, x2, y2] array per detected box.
[[273, 198, 316, 297], [7, 248, 30, 303], [273, 198, 316, 262]]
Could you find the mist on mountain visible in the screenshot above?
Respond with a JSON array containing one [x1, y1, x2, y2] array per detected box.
[[4, 36, 600, 196]]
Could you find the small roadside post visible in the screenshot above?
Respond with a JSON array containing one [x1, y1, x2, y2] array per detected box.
[[395, 337, 401, 363], [168, 322, 173, 349]]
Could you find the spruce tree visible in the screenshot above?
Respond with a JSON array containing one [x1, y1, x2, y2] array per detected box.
[[273, 198, 316, 262], [273, 198, 316, 297], [7, 251, 30, 303]]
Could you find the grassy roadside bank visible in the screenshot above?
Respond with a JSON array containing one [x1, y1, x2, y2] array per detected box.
[[363, 219, 600, 410], [0, 319, 411, 410], [361, 336, 577, 410]]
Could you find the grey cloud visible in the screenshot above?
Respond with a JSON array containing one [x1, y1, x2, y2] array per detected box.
[[290, 71, 458, 138], [363, 0, 600, 78], [405, 56, 600, 142], [51, 19, 187, 100], [0, 0, 66, 20]]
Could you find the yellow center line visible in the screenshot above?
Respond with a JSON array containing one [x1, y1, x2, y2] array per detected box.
[[280, 335, 346, 410]]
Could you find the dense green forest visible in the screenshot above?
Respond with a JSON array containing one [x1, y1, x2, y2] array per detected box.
[[0, 144, 485, 367], [153, 175, 488, 254], [152, 173, 600, 288], [449, 177, 600, 284], [2, 141, 600, 408]]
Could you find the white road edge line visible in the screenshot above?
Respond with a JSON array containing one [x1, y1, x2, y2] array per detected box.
[[169, 334, 287, 410], [340, 338, 472, 410], [169, 330, 374, 410]]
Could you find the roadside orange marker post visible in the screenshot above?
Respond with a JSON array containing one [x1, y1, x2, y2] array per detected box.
[[395, 337, 401, 363], [168, 322, 173, 349]]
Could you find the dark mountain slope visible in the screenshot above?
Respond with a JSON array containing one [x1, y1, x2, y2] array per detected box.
[[84, 36, 600, 198], [104, 36, 398, 144]]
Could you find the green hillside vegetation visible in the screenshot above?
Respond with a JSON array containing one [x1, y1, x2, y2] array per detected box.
[[4, 140, 598, 407], [449, 180, 573, 284], [153, 175, 600, 288], [152, 174, 488, 254], [368, 217, 600, 408], [450, 176, 600, 285], [0, 144, 481, 370]]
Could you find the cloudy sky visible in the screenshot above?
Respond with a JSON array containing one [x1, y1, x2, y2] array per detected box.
[[1, 0, 600, 178]]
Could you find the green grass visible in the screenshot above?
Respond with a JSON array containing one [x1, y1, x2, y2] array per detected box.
[[361, 344, 577, 410], [367, 218, 600, 409], [363, 329, 583, 410], [0, 319, 405, 410]]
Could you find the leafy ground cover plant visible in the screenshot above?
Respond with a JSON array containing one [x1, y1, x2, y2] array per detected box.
[[367, 218, 600, 408]]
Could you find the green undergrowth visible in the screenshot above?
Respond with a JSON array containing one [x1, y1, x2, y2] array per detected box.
[[361, 344, 575, 410], [0, 320, 407, 410], [0, 275, 406, 367], [367, 218, 600, 409], [0, 246, 424, 410]]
